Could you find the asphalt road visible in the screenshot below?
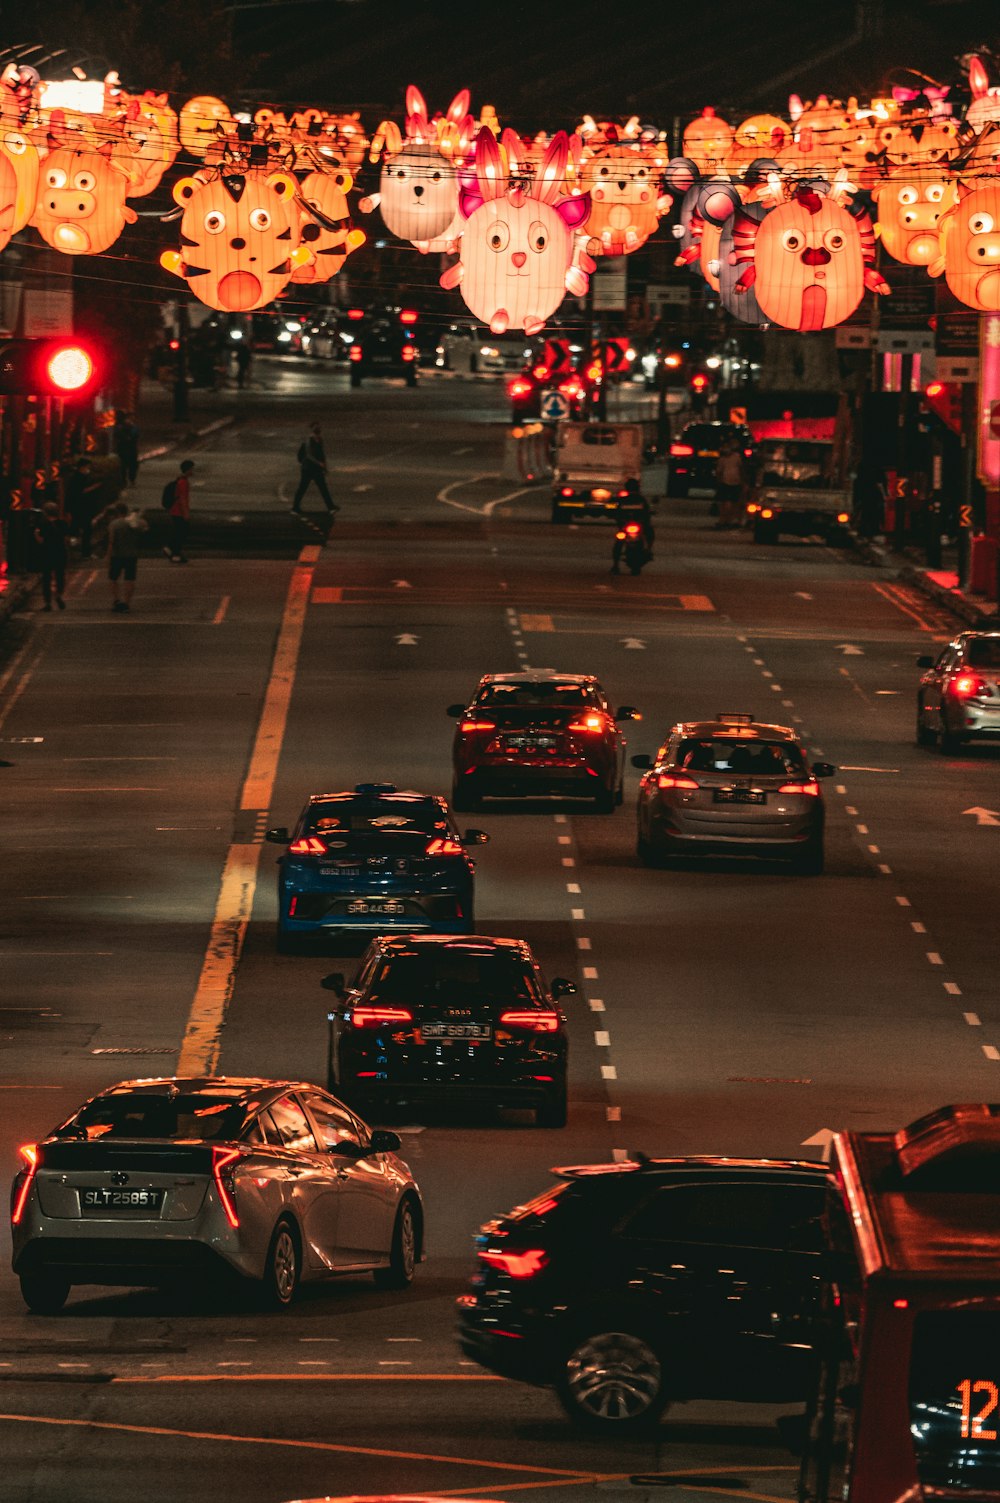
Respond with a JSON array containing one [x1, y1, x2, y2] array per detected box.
[[0, 358, 996, 1503]]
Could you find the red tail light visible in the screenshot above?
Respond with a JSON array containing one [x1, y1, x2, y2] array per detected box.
[[460, 719, 496, 733], [289, 836, 327, 855], [624, 523, 641, 537], [656, 773, 699, 790], [349, 344, 362, 361], [351, 1005, 413, 1028], [615, 529, 626, 540], [401, 344, 416, 361], [560, 486, 574, 497], [499, 1009, 561, 1032], [399, 309, 418, 325], [670, 442, 694, 457], [425, 837, 463, 856], [532, 363, 550, 381], [212, 1145, 241, 1229], [951, 675, 988, 697], [347, 308, 364, 320], [777, 781, 820, 797], [585, 362, 603, 383], [744, 447, 754, 457], [837, 512, 850, 524], [479, 1247, 548, 1278], [559, 379, 584, 399], [760, 507, 774, 519], [509, 378, 533, 399], [567, 713, 608, 734], [11, 1144, 38, 1226]]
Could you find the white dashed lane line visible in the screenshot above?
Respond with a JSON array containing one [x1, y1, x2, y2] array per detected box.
[[985, 1047, 1000, 1062], [944, 983, 962, 996], [966, 1014, 982, 1027]]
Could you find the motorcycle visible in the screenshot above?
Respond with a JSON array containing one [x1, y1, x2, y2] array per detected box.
[[614, 521, 650, 576]]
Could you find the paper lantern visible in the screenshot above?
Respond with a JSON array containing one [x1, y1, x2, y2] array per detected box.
[[732, 183, 888, 331], [966, 56, 1000, 134], [873, 168, 958, 266], [291, 166, 366, 284], [0, 127, 40, 233], [930, 182, 1000, 312], [682, 107, 733, 176], [440, 128, 591, 336], [962, 121, 1000, 176], [579, 130, 669, 256], [31, 144, 136, 254], [363, 87, 474, 249], [879, 115, 961, 171], [179, 96, 234, 158], [718, 203, 769, 324], [160, 169, 310, 312], [727, 114, 789, 175], [0, 63, 39, 127], [697, 181, 743, 292], [116, 91, 179, 197]]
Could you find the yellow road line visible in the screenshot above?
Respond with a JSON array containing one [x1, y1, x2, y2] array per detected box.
[[680, 594, 715, 612], [112, 1373, 502, 1383], [177, 552, 315, 1076], [872, 581, 935, 633], [518, 613, 554, 632]]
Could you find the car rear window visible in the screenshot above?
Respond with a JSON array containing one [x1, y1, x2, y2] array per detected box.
[[677, 737, 806, 776], [306, 798, 446, 841], [965, 638, 1000, 668], [65, 1093, 252, 1142], [476, 681, 601, 708], [757, 441, 833, 487], [368, 949, 537, 1005]]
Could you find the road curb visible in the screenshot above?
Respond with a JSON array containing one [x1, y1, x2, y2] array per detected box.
[[848, 529, 998, 627], [138, 413, 237, 463]]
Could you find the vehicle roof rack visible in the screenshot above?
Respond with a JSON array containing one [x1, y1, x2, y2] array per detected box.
[[716, 713, 755, 726]]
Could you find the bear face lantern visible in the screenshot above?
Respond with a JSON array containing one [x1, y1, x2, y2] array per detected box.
[[732, 183, 888, 331], [930, 183, 1000, 312], [160, 170, 310, 312], [578, 131, 669, 256], [31, 144, 136, 254], [363, 87, 474, 250], [440, 128, 591, 336]]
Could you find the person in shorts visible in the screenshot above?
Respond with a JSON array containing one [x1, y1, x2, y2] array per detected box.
[[107, 501, 148, 613]]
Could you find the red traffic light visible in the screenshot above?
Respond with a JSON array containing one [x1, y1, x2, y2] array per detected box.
[[0, 338, 101, 398], [923, 380, 963, 435], [399, 309, 418, 325], [46, 345, 93, 392], [691, 372, 710, 392]]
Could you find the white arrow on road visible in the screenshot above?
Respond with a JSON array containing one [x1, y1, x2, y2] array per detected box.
[[964, 806, 1000, 827], [836, 643, 864, 655], [801, 1128, 836, 1162], [392, 579, 413, 589], [621, 637, 646, 650], [395, 633, 419, 646]]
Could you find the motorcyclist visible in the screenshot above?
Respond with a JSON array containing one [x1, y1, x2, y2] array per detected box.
[[611, 478, 655, 573]]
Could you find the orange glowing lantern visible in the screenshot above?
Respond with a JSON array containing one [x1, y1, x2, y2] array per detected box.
[[291, 166, 366, 284], [179, 95, 234, 158], [160, 169, 310, 312], [440, 128, 591, 335], [579, 130, 669, 256], [873, 168, 958, 266], [930, 182, 1000, 311], [879, 115, 961, 171], [0, 126, 40, 234], [727, 113, 789, 175], [31, 143, 136, 254], [682, 107, 733, 177]]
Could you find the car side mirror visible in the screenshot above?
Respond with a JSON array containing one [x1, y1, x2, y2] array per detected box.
[[551, 977, 577, 1000], [631, 753, 653, 770], [369, 1128, 401, 1155], [463, 829, 490, 845], [321, 972, 346, 995], [615, 706, 641, 722], [916, 655, 934, 669], [812, 762, 836, 779], [446, 703, 466, 718], [265, 826, 289, 844], [329, 1137, 364, 1158]]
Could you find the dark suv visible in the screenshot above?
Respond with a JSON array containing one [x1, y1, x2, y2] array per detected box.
[[457, 1156, 830, 1431], [667, 421, 755, 496], [348, 315, 418, 388]]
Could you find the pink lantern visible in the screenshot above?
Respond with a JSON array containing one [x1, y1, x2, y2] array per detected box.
[[362, 87, 475, 250], [440, 128, 591, 335]]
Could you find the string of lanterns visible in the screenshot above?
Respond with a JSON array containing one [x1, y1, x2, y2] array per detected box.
[[2, 55, 1000, 330]]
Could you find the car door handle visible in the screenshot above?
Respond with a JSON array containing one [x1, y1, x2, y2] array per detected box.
[[286, 1168, 307, 1179]]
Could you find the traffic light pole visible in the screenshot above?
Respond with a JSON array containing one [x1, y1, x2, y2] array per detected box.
[[173, 302, 190, 425]]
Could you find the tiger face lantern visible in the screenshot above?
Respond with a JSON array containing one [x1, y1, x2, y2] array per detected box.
[[31, 144, 136, 254], [291, 166, 366, 285], [732, 185, 888, 331], [160, 170, 310, 312], [873, 170, 958, 266], [930, 183, 1000, 312]]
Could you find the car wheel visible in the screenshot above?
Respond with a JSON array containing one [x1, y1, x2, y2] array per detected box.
[[916, 699, 935, 747], [558, 1327, 667, 1433], [794, 837, 824, 876], [374, 1198, 418, 1290], [536, 1082, 568, 1128], [260, 1219, 300, 1308], [19, 1271, 70, 1315], [594, 781, 616, 814], [939, 714, 965, 755]]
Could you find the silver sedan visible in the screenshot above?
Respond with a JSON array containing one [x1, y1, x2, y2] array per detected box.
[[10, 1076, 423, 1313], [917, 631, 1000, 753]]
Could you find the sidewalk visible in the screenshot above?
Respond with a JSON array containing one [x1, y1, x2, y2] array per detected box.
[[852, 530, 1000, 629]]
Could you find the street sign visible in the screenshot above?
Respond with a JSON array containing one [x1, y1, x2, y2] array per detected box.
[[835, 326, 873, 349], [543, 338, 572, 376], [603, 337, 630, 374], [959, 503, 973, 529], [591, 259, 627, 311], [729, 405, 747, 426], [876, 329, 934, 354], [540, 390, 570, 423], [935, 356, 978, 384]]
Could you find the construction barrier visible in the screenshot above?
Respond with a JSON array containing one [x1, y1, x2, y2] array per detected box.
[[501, 422, 553, 484]]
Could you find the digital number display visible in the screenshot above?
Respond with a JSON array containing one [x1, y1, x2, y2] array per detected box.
[[910, 1311, 1000, 1495]]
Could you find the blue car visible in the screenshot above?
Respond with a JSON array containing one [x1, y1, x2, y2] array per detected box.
[[266, 784, 489, 952]]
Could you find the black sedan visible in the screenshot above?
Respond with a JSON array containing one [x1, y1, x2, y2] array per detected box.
[[667, 421, 755, 496], [322, 934, 575, 1126]]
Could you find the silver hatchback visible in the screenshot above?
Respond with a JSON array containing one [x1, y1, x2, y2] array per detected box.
[[10, 1076, 423, 1313], [633, 714, 835, 873], [917, 631, 1000, 753]]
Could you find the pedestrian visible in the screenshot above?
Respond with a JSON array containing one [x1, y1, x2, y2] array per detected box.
[[235, 342, 252, 389], [291, 422, 339, 516], [33, 501, 69, 611], [162, 459, 195, 564], [713, 439, 745, 529], [107, 500, 149, 613], [64, 458, 101, 557], [112, 410, 141, 485]]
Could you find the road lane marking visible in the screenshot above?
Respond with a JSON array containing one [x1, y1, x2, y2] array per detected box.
[[213, 595, 231, 625], [557, 835, 571, 845], [312, 586, 343, 603], [177, 551, 316, 1076], [879, 864, 892, 875], [576, 937, 592, 951], [601, 1064, 617, 1079], [856, 823, 868, 835], [966, 1014, 982, 1027], [944, 982, 962, 996], [896, 896, 911, 907], [595, 1031, 610, 1047], [679, 594, 714, 611], [561, 857, 575, 867], [912, 922, 926, 933], [519, 614, 553, 631], [606, 1106, 621, 1121], [582, 966, 598, 979], [566, 883, 581, 893], [589, 999, 605, 1012], [571, 908, 585, 920], [927, 952, 943, 966], [0, 650, 45, 736], [868, 844, 880, 854], [761, 670, 772, 678], [985, 1046, 1000, 1061]]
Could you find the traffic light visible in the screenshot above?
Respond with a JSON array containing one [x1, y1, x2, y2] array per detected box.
[[923, 380, 963, 436], [0, 339, 101, 398]]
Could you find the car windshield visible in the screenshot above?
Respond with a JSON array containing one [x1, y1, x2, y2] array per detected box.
[[305, 797, 447, 844], [965, 637, 1000, 668], [476, 682, 601, 708], [63, 1093, 252, 1142], [367, 949, 536, 1005], [677, 738, 807, 776]]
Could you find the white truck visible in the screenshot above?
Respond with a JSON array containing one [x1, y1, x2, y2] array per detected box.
[[551, 421, 645, 523]]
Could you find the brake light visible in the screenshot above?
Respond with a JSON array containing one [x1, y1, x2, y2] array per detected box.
[[532, 363, 549, 381], [746, 502, 760, 514], [837, 512, 850, 524], [744, 447, 754, 457], [399, 309, 418, 325], [351, 1006, 413, 1028], [349, 344, 362, 361], [951, 675, 988, 697], [11, 1144, 38, 1226], [460, 719, 496, 733], [567, 713, 608, 734], [559, 379, 584, 399], [426, 837, 463, 856], [624, 523, 641, 537], [212, 1145, 241, 1229], [401, 344, 416, 361], [499, 1009, 561, 1032], [615, 529, 626, 540], [560, 486, 574, 497], [347, 308, 364, 320], [289, 836, 327, 855], [479, 1247, 548, 1278], [656, 773, 699, 790], [509, 378, 533, 399], [760, 507, 774, 519], [670, 442, 694, 457], [777, 781, 820, 797]]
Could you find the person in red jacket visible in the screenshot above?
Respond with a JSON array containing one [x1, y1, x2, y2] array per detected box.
[[163, 459, 195, 564]]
